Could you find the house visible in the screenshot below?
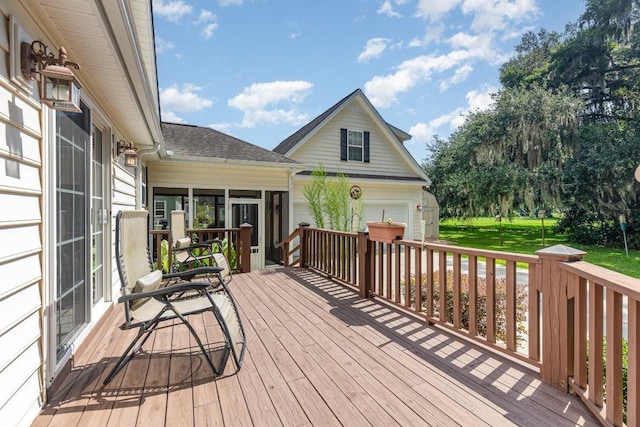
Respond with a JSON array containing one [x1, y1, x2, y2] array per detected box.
[[0, 2, 438, 425], [0, 1, 162, 425], [273, 88, 438, 241], [150, 122, 300, 270]]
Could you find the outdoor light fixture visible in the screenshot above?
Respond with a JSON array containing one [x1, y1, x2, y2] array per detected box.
[[117, 140, 138, 167], [21, 40, 82, 112]]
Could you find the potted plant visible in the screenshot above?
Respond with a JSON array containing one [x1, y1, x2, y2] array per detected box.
[[367, 218, 406, 243]]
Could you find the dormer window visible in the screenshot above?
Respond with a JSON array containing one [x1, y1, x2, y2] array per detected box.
[[340, 128, 370, 162], [348, 130, 363, 161]]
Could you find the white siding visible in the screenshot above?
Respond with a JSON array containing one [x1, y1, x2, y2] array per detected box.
[[292, 179, 425, 240], [0, 8, 45, 423], [111, 163, 137, 297], [291, 99, 412, 177], [149, 161, 291, 191]]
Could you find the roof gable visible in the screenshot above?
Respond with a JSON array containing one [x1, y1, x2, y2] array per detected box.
[[273, 89, 430, 184]]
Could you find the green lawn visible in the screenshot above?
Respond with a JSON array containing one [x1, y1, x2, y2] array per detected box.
[[439, 217, 640, 277]]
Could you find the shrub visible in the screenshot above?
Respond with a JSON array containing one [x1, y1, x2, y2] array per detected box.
[[407, 270, 528, 346]]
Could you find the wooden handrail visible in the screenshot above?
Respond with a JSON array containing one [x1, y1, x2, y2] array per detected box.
[[150, 227, 243, 273], [296, 226, 636, 425], [279, 224, 304, 267]]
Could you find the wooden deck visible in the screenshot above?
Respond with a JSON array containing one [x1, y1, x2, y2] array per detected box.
[[32, 267, 600, 427]]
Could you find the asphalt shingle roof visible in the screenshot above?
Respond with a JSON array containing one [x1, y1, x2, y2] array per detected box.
[[272, 89, 359, 155], [161, 122, 298, 165]]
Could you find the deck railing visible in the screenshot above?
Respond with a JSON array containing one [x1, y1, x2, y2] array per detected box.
[[150, 225, 252, 273], [295, 223, 639, 426]]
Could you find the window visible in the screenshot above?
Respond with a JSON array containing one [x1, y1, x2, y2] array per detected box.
[[347, 130, 363, 161], [154, 200, 166, 219], [340, 128, 370, 162]]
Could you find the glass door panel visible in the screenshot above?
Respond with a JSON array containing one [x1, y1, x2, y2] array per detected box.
[[55, 105, 90, 361]]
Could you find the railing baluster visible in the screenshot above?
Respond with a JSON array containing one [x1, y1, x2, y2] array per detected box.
[[605, 289, 623, 425], [439, 250, 447, 323], [486, 258, 496, 343], [468, 255, 477, 337], [385, 243, 391, 299], [589, 282, 604, 406], [426, 249, 434, 318], [415, 245, 422, 314], [404, 244, 411, 308], [394, 243, 401, 304], [453, 253, 461, 329], [573, 275, 588, 388], [506, 260, 516, 351], [528, 263, 540, 361]]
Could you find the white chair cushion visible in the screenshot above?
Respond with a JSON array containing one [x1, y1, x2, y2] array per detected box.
[[175, 237, 192, 249], [131, 270, 163, 311], [134, 269, 163, 293]]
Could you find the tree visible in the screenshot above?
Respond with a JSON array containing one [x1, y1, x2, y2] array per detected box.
[[425, 84, 582, 219]]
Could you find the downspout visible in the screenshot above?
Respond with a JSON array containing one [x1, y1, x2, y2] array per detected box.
[[136, 142, 160, 209], [288, 166, 295, 237]]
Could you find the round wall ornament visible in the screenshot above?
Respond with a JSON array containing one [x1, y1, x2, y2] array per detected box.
[[350, 185, 362, 200]]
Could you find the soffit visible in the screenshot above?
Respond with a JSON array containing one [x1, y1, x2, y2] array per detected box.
[[33, 0, 161, 148]]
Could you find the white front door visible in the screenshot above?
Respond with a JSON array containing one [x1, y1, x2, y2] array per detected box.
[[230, 199, 263, 270]]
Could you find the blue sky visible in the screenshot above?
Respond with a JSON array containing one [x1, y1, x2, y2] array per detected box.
[[153, 0, 586, 164]]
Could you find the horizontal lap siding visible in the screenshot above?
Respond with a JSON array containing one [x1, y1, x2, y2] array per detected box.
[[291, 100, 410, 177], [149, 162, 291, 190], [293, 181, 424, 239], [111, 164, 136, 297], [0, 15, 45, 425]]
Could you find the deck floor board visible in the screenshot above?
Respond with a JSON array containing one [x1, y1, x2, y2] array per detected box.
[[33, 268, 600, 427]]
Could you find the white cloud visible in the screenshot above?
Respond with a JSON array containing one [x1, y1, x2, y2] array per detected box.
[[155, 37, 175, 54], [439, 64, 473, 91], [466, 85, 497, 111], [160, 84, 214, 113], [229, 81, 312, 110], [152, 0, 192, 22], [364, 50, 477, 108], [197, 10, 215, 23], [409, 23, 445, 47], [201, 23, 219, 39], [461, 0, 539, 32], [161, 111, 184, 123], [415, 0, 462, 21], [378, 0, 401, 18], [289, 31, 302, 40], [228, 81, 313, 128], [358, 38, 390, 63], [195, 10, 218, 39], [208, 122, 233, 133], [219, 0, 242, 6], [409, 85, 497, 143]]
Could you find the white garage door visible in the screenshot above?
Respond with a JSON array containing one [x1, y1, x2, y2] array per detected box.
[[292, 201, 410, 232], [362, 203, 409, 225]]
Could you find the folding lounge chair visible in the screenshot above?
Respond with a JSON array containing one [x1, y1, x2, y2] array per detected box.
[[170, 210, 218, 272], [104, 210, 246, 385]]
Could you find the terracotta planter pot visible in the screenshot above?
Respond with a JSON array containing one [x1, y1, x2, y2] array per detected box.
[[366, 221, 406, 243]]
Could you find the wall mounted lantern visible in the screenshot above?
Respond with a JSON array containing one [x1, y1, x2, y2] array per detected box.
[[117, 140, 138, 167], [21, 40, 82, 113]]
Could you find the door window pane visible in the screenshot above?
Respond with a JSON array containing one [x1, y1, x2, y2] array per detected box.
[[55, 105, 90, 360]]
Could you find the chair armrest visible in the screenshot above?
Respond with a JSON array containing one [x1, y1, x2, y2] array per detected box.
[[118, 281, 210, 303], [163, 266, 223, 281], [202, 238, 223, 245]]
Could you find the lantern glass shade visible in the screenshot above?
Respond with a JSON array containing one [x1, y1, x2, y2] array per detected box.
[[40, 64, 82, 112], [123, 148, 138, 167]]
